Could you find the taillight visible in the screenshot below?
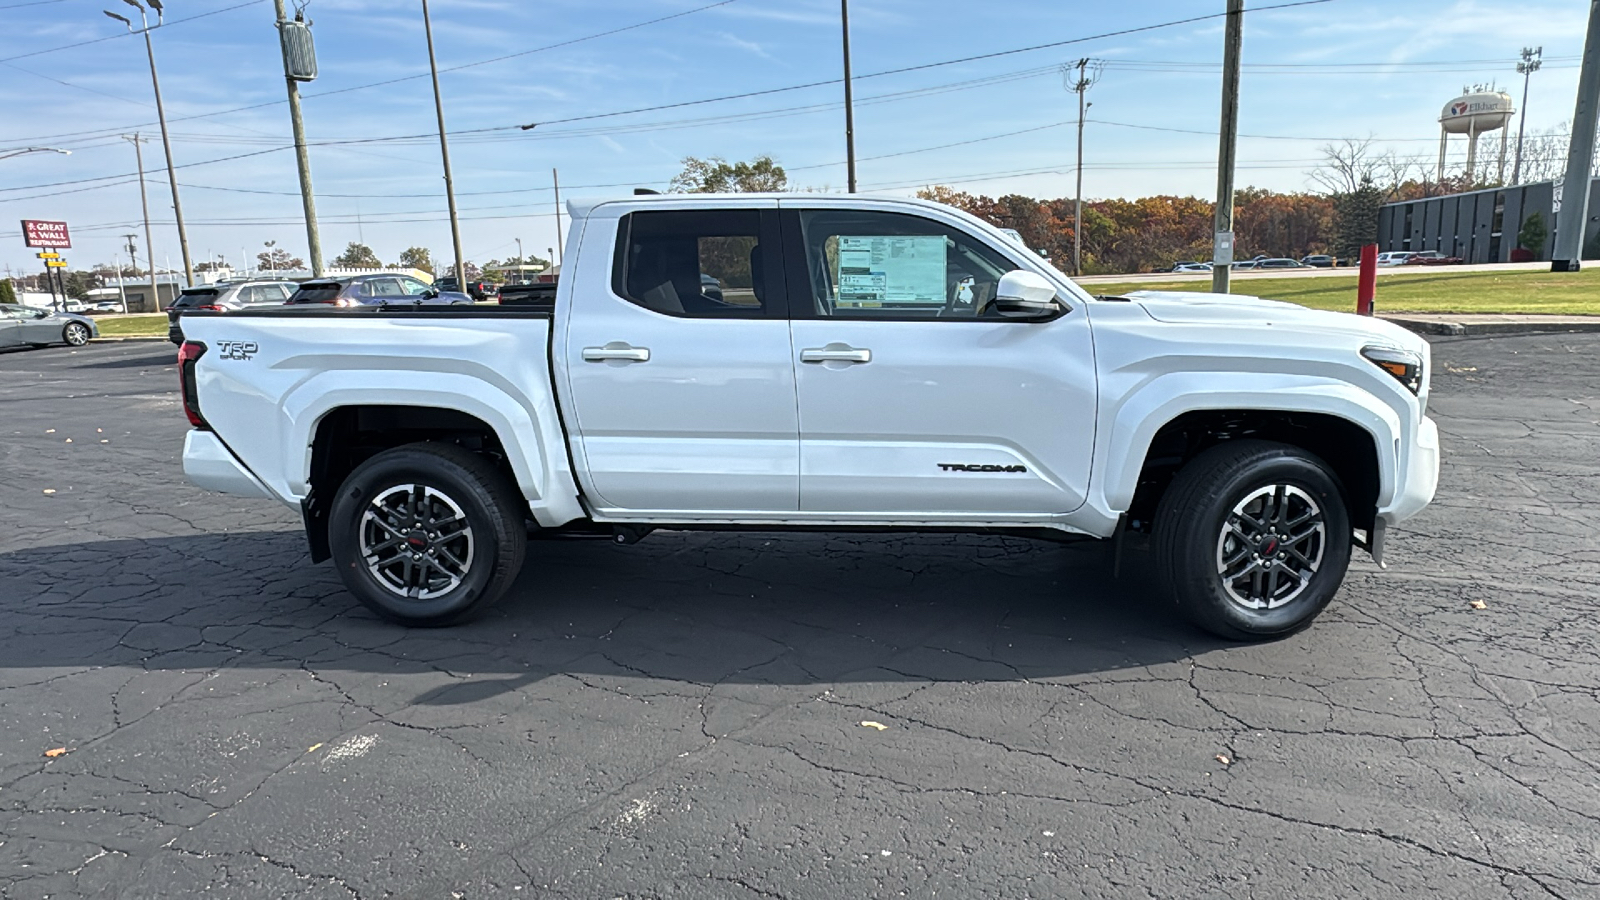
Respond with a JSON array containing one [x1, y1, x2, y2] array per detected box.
[[195, 304, 223, 311], [177, 341, 207, 427]]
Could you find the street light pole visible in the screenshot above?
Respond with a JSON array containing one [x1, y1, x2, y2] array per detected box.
[[840, 0, 857, 193], [0, 147, 71, 161], [1512, 47, 1543, 185], [1551, 0, 1600, 272], [420, 0, 466, 284], [106, 1, 194, 287]]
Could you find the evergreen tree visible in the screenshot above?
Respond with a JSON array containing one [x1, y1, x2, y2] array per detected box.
[[1517, 213, 1548, 255], [1332, 179, 1383, 262]]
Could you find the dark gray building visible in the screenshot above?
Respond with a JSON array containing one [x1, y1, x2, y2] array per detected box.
[[1378, 177, 1600, 263]]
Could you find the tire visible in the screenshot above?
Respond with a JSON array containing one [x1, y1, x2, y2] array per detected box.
[[63, 322, 91, 347], [1152, 440, 1351, 641], [327, 442, 527, 626]]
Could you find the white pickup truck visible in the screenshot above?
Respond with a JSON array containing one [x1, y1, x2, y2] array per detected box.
[[178, 194, 1439, 640]]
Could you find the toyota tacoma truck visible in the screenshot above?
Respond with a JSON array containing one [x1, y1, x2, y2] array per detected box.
[[176, 194, 1439, 640]]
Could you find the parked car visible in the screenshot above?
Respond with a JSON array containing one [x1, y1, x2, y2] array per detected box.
[[177, 193, 1439, 641], [284, 274, 472, 307], [1171, 263, 1212, 273], [87, 301, 126, 313], [1254, 258, 1307, 270], [1376, 251, 1418, 267], [0, 303, 98, 349], [1404, 251, 1464, 266], [1301, 255, 1334, 268], [167, 281, 298, 344], [434, 277, 494, 301], [1230, 259, 1260, 270]]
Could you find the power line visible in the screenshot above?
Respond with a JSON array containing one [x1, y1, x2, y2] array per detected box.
[[519, 0, 1334, 131], [2, 0, 747, 145], [0, 146, 289, 194], [0, 0, 266, 64]]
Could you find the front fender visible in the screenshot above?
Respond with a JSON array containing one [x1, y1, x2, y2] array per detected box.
[[1088, 373, 1404, 530]]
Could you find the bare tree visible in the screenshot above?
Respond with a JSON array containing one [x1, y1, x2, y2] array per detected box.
[[1310, 139, 1386, 195]]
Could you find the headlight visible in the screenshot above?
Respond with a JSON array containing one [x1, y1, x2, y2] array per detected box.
[[1362, 345, 1423, 395]]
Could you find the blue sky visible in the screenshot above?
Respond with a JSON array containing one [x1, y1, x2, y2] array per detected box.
[[0, 0, 1589, 276]]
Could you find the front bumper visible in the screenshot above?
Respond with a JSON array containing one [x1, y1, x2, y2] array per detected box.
[[182, 429, 274, 500], [1379, 415, 1440, 526]]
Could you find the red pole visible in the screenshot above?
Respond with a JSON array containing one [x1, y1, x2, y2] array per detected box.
[[1356, 243, 1378, 316]]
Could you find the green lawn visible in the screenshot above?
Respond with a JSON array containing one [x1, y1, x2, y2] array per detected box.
[[1088, 268, 1600, 316], [93, 314, 168, 337]]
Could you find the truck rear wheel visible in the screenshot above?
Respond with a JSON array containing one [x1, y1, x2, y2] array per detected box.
[[1152, 440, 1351, 640], [327, 442, 526, 627]]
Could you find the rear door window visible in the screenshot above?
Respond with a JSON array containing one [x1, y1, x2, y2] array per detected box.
[[610, 209, 782, 318]]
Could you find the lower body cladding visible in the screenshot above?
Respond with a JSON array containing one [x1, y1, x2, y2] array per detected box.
[[181, 428, 1441, 642]]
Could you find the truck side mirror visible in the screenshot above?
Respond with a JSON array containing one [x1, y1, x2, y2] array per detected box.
[[993, 270, 1060, 320]]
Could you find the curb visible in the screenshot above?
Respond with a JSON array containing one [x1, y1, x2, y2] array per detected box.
[[91, 336, 170, 343], [1382, 316, 1600, 337]]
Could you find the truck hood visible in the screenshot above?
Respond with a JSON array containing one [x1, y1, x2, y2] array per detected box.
[[1124, 290, 1421, 347]]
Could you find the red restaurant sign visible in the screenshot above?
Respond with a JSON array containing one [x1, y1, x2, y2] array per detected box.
[[21, 220, 71, 249]]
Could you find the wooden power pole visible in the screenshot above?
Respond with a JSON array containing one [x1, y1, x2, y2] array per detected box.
[[1212, 0, 1245, 294]]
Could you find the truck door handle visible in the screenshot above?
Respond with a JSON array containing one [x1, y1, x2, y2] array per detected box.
[[582, 343, 650, 363], [800, 346, 871, 364]]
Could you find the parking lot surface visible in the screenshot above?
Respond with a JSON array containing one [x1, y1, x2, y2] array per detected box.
[[2, 337, 1597, 899]]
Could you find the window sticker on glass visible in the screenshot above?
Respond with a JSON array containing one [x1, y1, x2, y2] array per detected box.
[[835, 235, 947, 307]]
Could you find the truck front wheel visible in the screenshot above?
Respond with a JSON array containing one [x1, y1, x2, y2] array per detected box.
[[327, 442, 527, 627], [1152, 440, 1351, 640]]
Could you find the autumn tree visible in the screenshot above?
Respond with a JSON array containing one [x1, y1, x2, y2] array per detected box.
[[0, 279, 15, 305], [333, 242, 382, 268], [395, 246, 435, 274], [670, 155, 787, 193]]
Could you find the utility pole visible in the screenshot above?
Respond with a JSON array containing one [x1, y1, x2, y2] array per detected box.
[[841, 0, 857, 192], [1067, 59, 1101, 276], [1512, 47, 1543, 185], [274, 0, 324, 276], [1553, 0, 1600, 272], [1211, 0, 1245, 295], [123, 134, 159, 312], [120, 232, 139, 313], [113, 248, 129, 313], [106, 0, 194, 286], [552, 168, 564, 265], [421, 0, 465, 283]]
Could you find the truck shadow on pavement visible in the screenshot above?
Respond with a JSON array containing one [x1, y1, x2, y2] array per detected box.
[[0, 529, 1221, 699]]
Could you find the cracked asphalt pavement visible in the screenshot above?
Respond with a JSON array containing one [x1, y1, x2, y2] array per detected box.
[[2, 336, 1598, 899]]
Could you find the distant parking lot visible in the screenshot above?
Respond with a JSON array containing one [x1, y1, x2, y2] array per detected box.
[[2, 336, 1598, 898]]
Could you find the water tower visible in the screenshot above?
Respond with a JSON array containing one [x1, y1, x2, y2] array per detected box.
[[1438, 87, 1515, 185]]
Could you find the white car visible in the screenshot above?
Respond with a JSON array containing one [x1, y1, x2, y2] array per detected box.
[[177, 194, 1439, 641], [1376, 251, 1418, 267]]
